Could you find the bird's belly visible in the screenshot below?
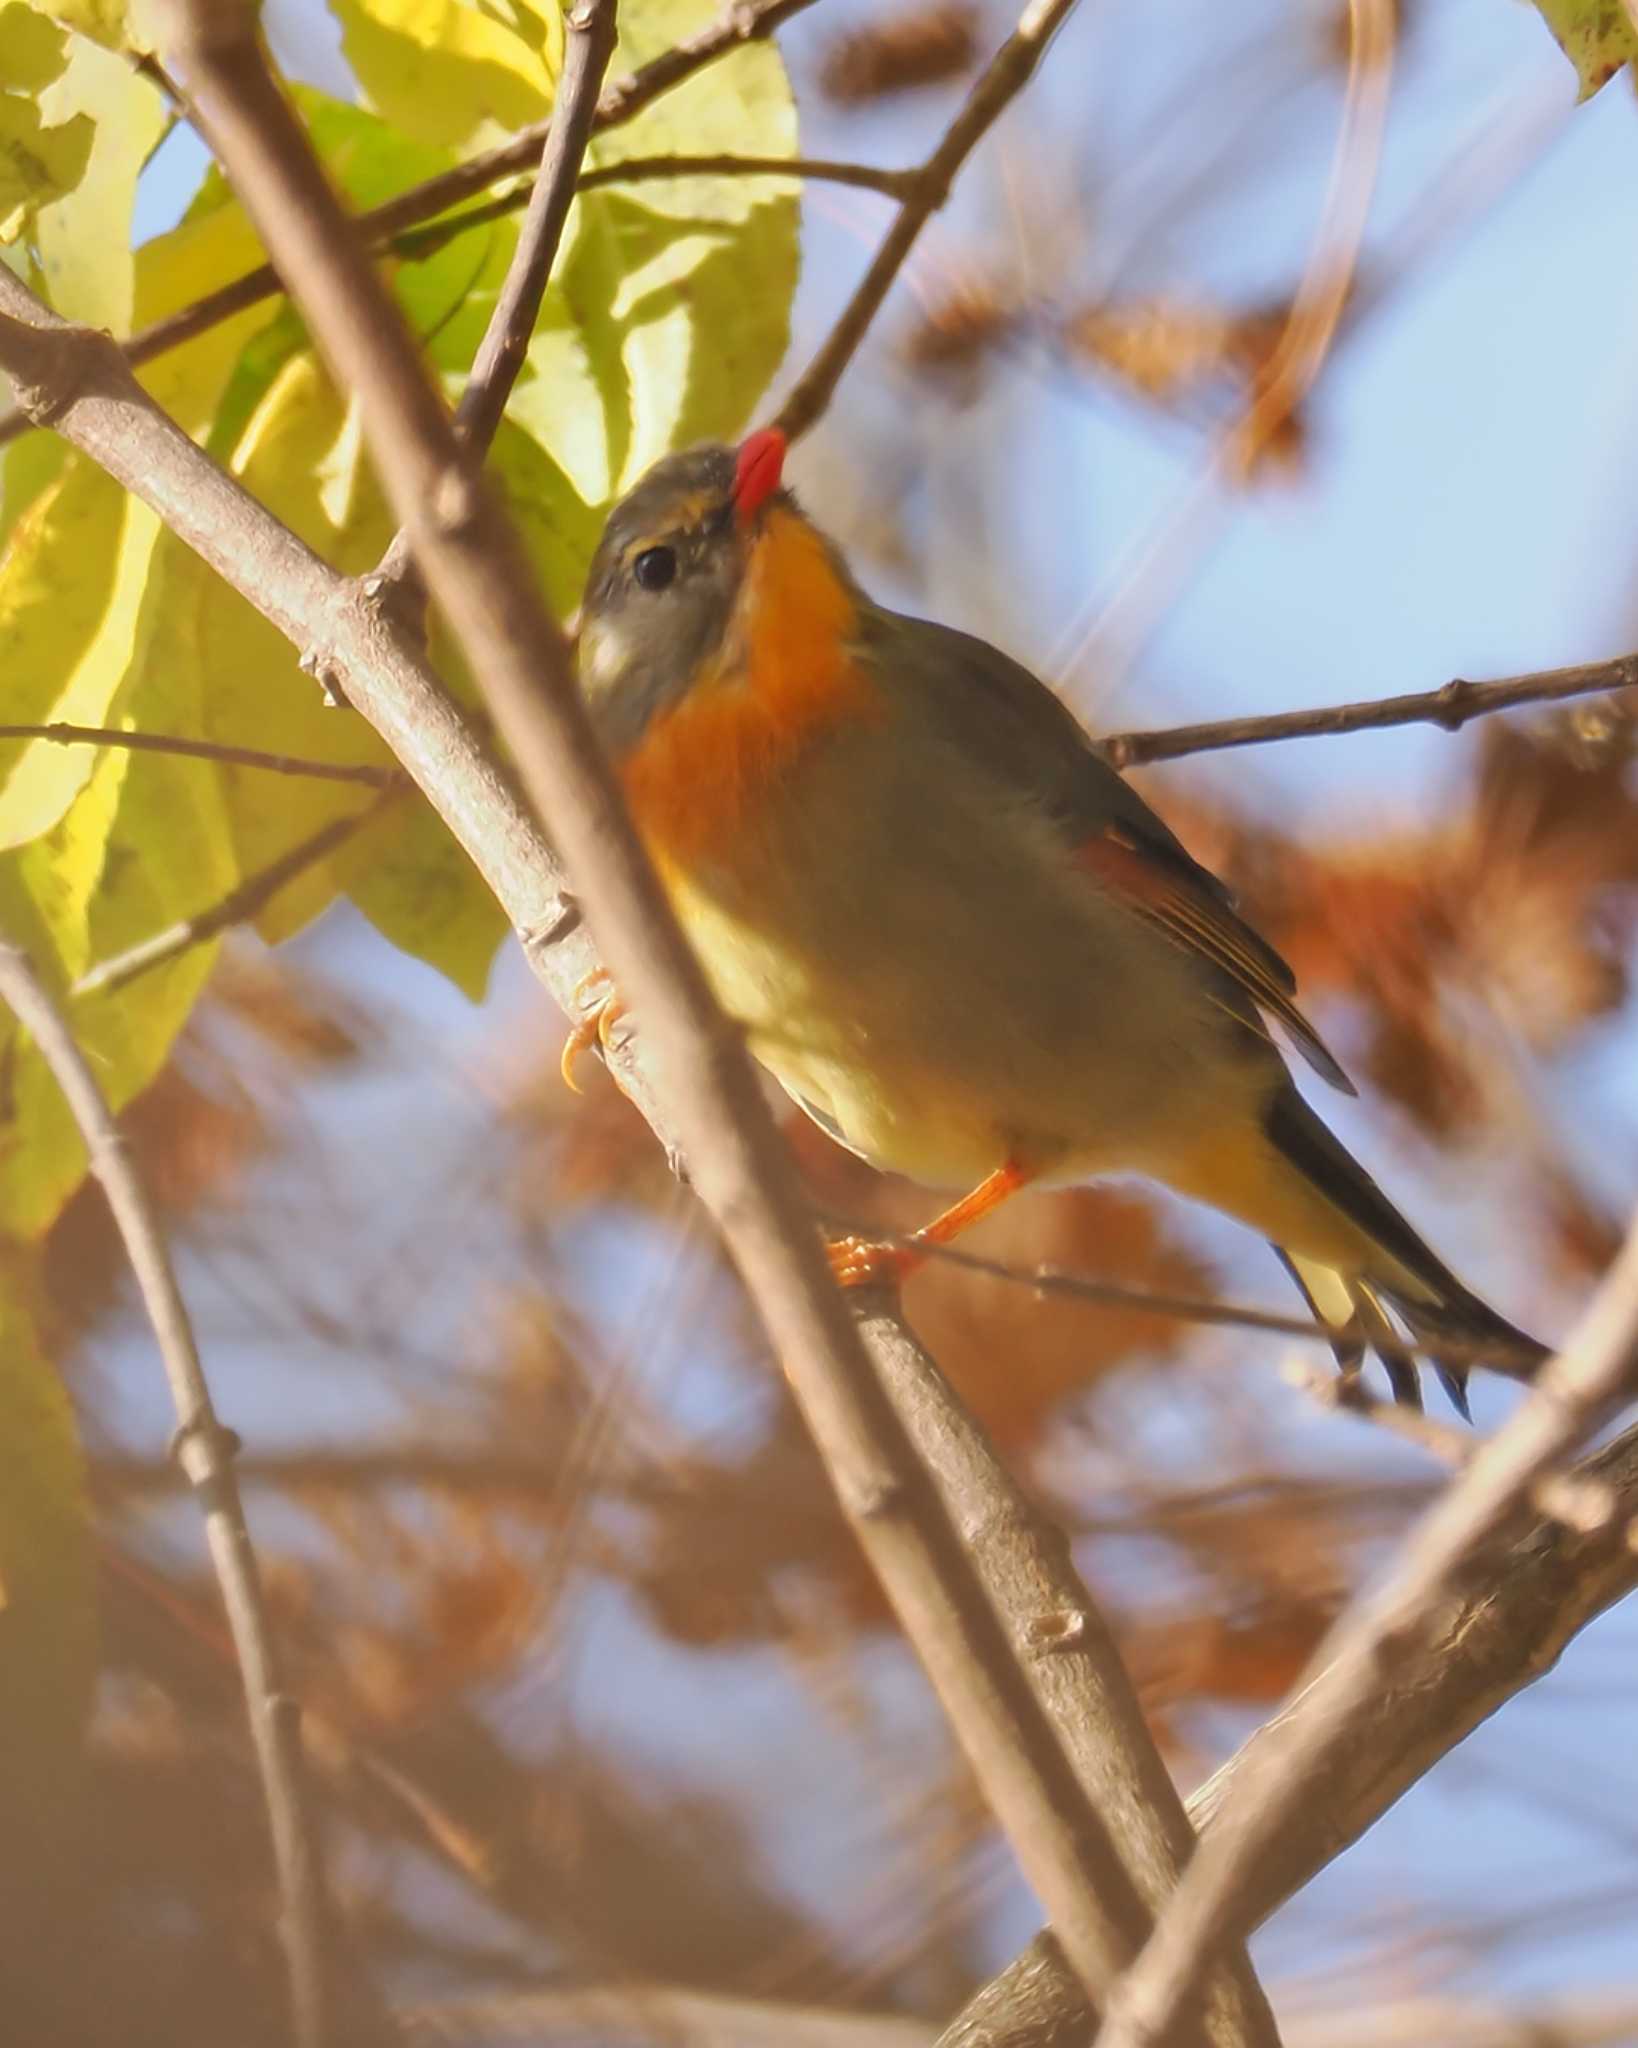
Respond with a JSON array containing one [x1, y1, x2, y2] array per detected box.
[[658, 816, 1254, 1194]]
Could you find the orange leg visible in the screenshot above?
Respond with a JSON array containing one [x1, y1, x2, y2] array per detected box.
[[559, 971, 630, 1093], [828, 1160, 1032, 1289]]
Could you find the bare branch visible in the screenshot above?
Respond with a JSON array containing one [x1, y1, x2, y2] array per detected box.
[[774, 0, 1082, 443], [1102, 654, 1638, 768], [0, 721, 403, 785], [146, 3, 1225, 2021], [839, 1225, 1549, 1374], [0, 0, 821, 452], [382, 152, 915, 269], [71, 791, 395, 998], [370, 0, 621, 605], [941, 1415, 1638, 2048], [0, 942, 339, 2048], [1093, 1213, 1638, 2048]]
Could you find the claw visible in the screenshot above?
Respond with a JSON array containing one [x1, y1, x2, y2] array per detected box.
[[826, 1234, 918, 1291], [560, 972, 628, 1093]]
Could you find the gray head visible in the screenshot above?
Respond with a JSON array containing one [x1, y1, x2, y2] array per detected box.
[[578, 433, 790, 754]]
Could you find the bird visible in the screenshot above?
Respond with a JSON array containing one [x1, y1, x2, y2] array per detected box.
[[570, 426, 1548, 1416]]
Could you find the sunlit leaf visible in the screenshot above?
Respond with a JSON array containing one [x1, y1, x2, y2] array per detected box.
[[0, 91, 91, 242], [0, 458, 161, 848], [501, 0, 798, 509], [328, 0, 563, 150], [15, 0, 141, 51], [31, 32, 165, 330], [0, 4, 71, 91]]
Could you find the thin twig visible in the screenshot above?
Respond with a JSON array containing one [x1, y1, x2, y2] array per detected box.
[[72, 791, 394, 999], [774, 0, 1082, 442], [832, 1222, 1548, 1375], [0, 942, 337, 2048], [151, 1, 1205, 2019], [0, 0, 821, 452], [383, 152, 914, 266], [1293, 1361, 1616, 1534], [1101, 653, 1638, 767], [941, 1413, 1638, 2048], [1093, 1212, 1638, 2048], [0, 720, 402, 786], [370, 0, 620, 604]]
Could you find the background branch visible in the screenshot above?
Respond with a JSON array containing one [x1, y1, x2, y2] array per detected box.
[[71, 792, 395, 999], [0, 722, 403, 785], [0, 943, 339, 2048], [1102, 655, 1638, 767]]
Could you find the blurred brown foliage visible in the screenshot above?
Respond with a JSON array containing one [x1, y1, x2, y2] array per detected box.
[[819, 3, 982, 103]]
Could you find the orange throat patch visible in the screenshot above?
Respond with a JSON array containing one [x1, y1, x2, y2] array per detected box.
[[619, 507, 876, 868]]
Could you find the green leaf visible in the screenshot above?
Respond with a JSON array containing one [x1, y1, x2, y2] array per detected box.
[[0, 89, 92, 242], [31, 31, 166, 330], [0, 1260, 95, 1854], [1529, 0, 1638, 96], [329, 0, 563, 150]]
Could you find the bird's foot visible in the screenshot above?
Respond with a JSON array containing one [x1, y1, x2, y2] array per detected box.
[[560, 971, 629, 1093], [826, 1234, 921, 1291]]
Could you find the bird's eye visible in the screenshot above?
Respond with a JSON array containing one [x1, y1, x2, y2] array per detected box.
[[633, 545, 677, 592]]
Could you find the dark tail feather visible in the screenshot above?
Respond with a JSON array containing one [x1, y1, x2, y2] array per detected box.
[[1265, 1087, 1549, 1418]]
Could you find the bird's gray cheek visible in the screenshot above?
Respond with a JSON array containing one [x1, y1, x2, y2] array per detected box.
[[579, 617, 668, 757]]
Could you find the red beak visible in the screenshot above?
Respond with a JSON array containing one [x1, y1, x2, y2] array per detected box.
[[733, 427, 787, 527]]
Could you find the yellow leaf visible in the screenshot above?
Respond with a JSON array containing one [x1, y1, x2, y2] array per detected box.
[[16, 0, 139, 52], [32, 32, 166, 330], [329, 0, 563, 150], [0, 90, 92, 241], [504, 0, 799, 505], [0, 526, 236, 1238], [1530, 0, 1638, 97], [0, 4, 70, 90], [0, 458, 161, 849]]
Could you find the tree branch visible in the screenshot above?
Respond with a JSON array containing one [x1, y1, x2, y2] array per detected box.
[[840, 1226, 1548, 1375], [0, 942, 339, 2048], [1101, 654, 1638, 768], [774, 0, 1081, 443], [0, 0, 822, 452], [141, 3, 1235, 2024], [1093, 1212, 1638, 2048], [940, 1413, 1638, 2048], [0, 722, 403, 785], [381, 152, 915, 269], [369, 0, 621, 606]]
